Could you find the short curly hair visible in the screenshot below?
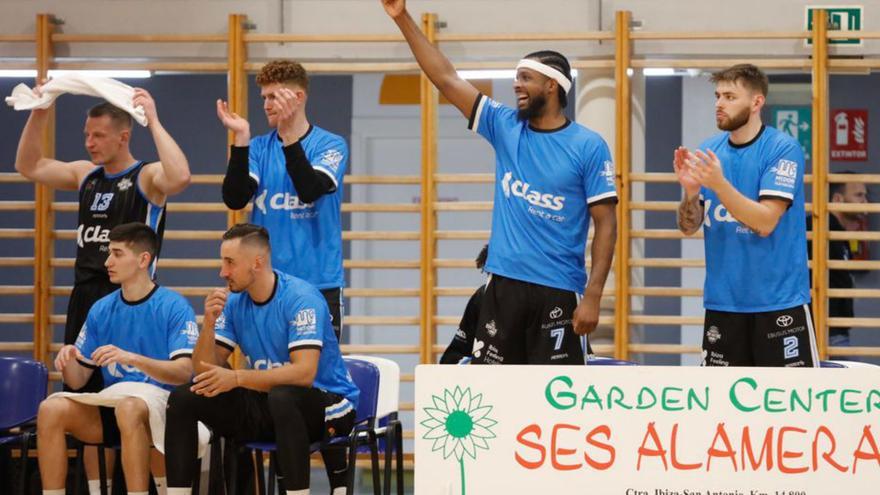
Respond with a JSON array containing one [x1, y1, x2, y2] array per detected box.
[[256, 60, 309, 92], [710, 64, 768, 97]]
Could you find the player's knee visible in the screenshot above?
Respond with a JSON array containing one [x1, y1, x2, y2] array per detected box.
[[267, 385, 310, 414], [167, 383, 199, 415], [115, 397, 148, 429], [37, 398, 69, 429]]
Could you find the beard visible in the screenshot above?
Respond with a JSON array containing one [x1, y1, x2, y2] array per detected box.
[[716, 106, 750, 131], [226, 276, 247, 294], [843, 211, 868, 223], [517, 93, 547, 121]]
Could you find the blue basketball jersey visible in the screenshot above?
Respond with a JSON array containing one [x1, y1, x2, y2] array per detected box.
[[248, 126, 347, 289], [698, 125, 810, 312], [469, 94, 617, 293], [75, 285, 198, 391], [214, 271, 360, 413]]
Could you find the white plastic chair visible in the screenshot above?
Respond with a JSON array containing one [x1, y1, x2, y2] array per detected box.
[[347, 355, 403, 495]]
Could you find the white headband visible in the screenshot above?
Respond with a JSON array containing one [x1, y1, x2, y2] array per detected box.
[[516, 59, 572, 93]]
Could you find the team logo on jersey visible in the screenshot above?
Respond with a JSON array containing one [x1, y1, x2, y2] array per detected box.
[[772, 159, 798, 188], [320, 149, 343, 173], [500, 172, 565, 211], [182, 320, 199, 346], [245, 355, 285, 370], [472, 338, 485, 358], [774, 160, 798, 179], [600, 160, 616, 187], [254, 189, 313, 215], [213, 313, 227, 331], [107, 362, 140, 378], [116, 178, 133, 191], [776, 315, 794, 328], [706, 325, 721, 344], [294, 308, 317, 335], [75, 325, 88, 348], [76, 225, 112, 248], [484, 320, 498, 337], [549, 307, 563, 319], [701, 199, 739, 229]]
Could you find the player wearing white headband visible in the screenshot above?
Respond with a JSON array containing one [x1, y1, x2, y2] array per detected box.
[[382, 0, 617, 365]]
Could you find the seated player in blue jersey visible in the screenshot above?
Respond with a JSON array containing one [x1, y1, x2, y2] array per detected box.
[[675, 64, 817, 367], [15, 86, 192, 492], [36, 223, 198, 495], [383, 0, 617, 365], [218, 60, 348, 341], [164, 224, 359, 495]]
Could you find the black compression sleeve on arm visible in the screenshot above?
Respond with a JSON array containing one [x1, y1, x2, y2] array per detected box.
[[222, 146, 258, 210], [283, 141, 336, 204]]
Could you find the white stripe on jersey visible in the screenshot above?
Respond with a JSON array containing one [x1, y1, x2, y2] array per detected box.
[[803, 304, 820, 368], [468, 95, 488, 134], [587, 190, 618, 205], [214, 333, 237, 349], [758, 189, 794, 200], [314, 166, 339, 188], [289, 339, 323, 349], [169, 348, 193, 359], [147, 204, 164, 278]]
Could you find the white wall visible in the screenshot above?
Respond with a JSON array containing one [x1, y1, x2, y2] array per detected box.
[[348, 74, 501, 355], [2, 0, 877, 62]]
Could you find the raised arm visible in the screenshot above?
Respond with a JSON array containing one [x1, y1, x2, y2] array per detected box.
[[15, 109, 94, 190], [217, 99, 258, 209], [678, 194, 704, 236], [690, 149, 786, 237], [192, 288, 234, 375], [382, 0, 480, 117], [272, 88, 340, 203], [674, 147, 704, 235], [137, 89, 192, 202]]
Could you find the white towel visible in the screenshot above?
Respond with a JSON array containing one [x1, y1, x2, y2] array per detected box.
[[4, 74, 148, 126], [49, 381, 210, 458]]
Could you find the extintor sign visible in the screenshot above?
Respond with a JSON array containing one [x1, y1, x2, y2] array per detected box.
[[831, 109, 868, 161]]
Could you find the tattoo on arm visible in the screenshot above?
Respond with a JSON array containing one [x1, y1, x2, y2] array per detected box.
[[677, 195, 704, 234]]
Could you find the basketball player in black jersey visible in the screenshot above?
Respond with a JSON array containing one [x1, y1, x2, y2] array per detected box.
[[15, 87, 191, 495]]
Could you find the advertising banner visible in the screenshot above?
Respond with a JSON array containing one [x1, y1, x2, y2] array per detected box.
[[415, 365, 880, 494]]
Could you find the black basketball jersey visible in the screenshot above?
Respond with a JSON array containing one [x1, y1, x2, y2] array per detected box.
[[75, 161, 166, 284]]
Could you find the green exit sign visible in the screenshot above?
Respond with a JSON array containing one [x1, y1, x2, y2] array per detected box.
[[806, 6, 863, 45]]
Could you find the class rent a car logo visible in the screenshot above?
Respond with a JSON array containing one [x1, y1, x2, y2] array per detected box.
[[501, 172, 565, 211], [254, 189, 313, 214]]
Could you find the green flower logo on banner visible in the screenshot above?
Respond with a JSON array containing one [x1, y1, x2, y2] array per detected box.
[[421, 386, 497, 495]]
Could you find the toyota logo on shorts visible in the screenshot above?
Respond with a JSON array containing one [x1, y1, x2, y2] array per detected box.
[[776, 315, 794, 327]]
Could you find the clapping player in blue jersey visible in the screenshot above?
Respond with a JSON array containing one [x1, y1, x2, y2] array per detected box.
[[675, 64, 817, 367], [383, 0, 617, 365], [164, 224, 359, 495], [218, 60, 348, 341], [36, 223, 198, 495]]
